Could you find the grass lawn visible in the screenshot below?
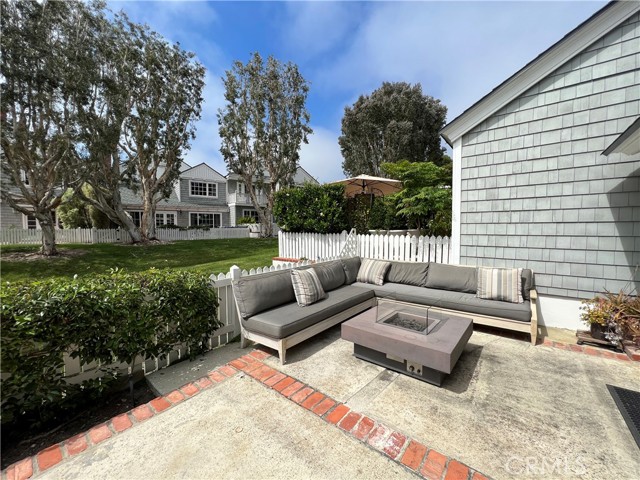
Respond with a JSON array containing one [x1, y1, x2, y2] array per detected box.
[[1, 238, 279, 282]]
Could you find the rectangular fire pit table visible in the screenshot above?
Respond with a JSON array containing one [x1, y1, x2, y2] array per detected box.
[[341, 300, 473, 386]]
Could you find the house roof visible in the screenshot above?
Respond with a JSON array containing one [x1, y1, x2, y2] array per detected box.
[[180, 162, 226, 181], [602, 116, 640, 156], [226, 166, 318, 185], [440, 1, 640, 146]]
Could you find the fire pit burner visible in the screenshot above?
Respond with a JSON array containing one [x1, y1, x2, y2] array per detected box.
[[378, 311, 440, 334]]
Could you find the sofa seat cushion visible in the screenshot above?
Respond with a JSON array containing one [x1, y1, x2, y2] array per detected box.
[[352, 282, 531, 323], [243, 285, 375, 339]]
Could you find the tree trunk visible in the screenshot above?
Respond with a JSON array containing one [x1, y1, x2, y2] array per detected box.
[[37, 212, 57, 256], [79, 184, 142, 243], [141, 191, 156, 240]]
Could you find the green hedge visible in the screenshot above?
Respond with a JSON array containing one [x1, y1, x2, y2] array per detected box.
[[274, 183, 348, 233], [1, 269, 220, 425]]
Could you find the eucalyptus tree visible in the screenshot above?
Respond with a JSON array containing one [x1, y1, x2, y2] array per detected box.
[[218, 53, 312, 237], [118, 20, 205, 240], [74, 13, 204, 242], [339, 82, 447, 177], [0, 0, 97, 255], [73, 11, 143, 242]]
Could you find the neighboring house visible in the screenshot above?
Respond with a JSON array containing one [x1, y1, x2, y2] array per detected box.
[[1, 163, 318, 230], [226, 166, 318, 226], [121, 162, 230, 229], [441, 1, 640, 329]]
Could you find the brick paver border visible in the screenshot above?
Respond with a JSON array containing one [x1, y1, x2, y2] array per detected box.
[[541, 338, 637, 361], [3, 348, 491, 480]]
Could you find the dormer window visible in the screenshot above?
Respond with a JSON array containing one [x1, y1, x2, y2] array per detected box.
[[190, 180, 217, 198]]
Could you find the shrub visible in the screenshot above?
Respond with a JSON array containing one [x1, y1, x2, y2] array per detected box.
[[274, 183, 347, 233], [1, 269, 220, 425], [237, 216, 257, 225], [367, 195, 406, 231]]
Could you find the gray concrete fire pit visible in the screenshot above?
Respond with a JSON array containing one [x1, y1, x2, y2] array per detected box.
[[341, 300, 473, 386]]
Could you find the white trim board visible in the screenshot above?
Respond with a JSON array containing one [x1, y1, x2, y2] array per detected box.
[[441, 1, 640, 145], [451, 138, 462, 265]]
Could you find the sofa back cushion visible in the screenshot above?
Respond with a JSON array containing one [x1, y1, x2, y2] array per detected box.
[[357, 258, 392, 286], [341, 257, 361, 284], [386, 261, 429, 287], [233, 270, 295, 319], [424, 263, 477, 293], [522, 269, 534, 301], [313, 260, 346, 292], [477, 267, 524, 303]]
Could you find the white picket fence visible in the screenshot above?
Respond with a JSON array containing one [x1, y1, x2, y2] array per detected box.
[[278, 230, 452, 264], [0, 227, 249, 245]]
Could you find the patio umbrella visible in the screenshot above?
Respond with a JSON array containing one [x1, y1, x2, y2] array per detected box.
[[330, 174, 402, 197]]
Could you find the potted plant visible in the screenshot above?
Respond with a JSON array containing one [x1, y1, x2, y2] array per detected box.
[[580, 291, 640, 347]]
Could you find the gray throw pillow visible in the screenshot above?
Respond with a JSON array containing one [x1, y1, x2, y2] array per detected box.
[[356, 258, 391, 286], [424, 263, 477, 293], [291, 268, 326, 307], [476, 267, 524, 303], [341, 257, 361, 284], [386, 261, 429, 287], [313, 260, 346, 291]]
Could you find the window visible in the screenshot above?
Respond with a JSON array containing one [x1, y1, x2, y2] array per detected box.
[[22, 212, 58, 229], [190, 181, 217, 198], [24, 214, 37, 230], [127, 211, 142, 228], [237, 182, 246, 195], [242, 209, 259, 221], [21, 170, 30, 186], [155, 212, 176, 227], [190, 213, 221, 228]]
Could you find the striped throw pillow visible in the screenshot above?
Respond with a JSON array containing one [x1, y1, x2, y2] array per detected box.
[[476, 267, 524, 304], [356, 258, 391, 286], [291, 268, 326, 307]]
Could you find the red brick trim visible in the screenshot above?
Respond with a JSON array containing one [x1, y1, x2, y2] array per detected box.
[[541, 338, 635, 361], [3, 349, 493, 480], [1, 363, 239, 480], [238, 352, 493, 480]]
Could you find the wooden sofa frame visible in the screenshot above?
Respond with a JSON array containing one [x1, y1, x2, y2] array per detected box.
[[234, 285, 539, 364]]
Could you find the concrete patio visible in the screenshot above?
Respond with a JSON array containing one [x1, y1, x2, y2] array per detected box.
[[35, 326, 640, 480]]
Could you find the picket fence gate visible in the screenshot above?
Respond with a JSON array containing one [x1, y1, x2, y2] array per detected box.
[[278, 230, 452, 264]]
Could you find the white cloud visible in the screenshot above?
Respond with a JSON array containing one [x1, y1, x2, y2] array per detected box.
[[315, 1, 607, 121], [298, 126, 344, 184], [282, 2, 359, 58]]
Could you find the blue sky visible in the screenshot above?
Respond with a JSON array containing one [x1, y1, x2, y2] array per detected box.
[[110, 0, 608, 183]]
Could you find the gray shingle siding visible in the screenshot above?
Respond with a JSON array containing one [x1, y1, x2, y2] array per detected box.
[[459, 14, 640, 298], [1, 203, 23, 228]]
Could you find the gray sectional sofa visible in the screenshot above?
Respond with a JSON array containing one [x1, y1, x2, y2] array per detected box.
[[232, 258, 538, 364]]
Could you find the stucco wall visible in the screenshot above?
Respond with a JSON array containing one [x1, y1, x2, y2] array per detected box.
[[459, 13, 640, 299]]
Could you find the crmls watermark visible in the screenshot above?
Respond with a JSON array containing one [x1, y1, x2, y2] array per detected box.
[[504, 455, 587, 476]]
